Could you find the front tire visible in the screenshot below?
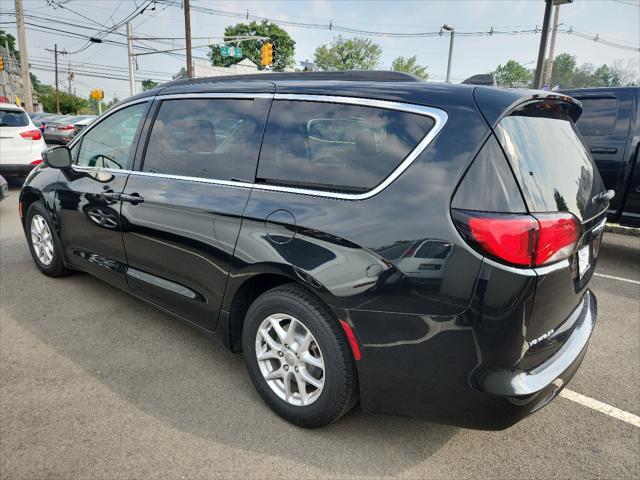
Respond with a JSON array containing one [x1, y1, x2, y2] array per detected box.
[[26, 202, 70, 277], [242, 283, 358, 427]]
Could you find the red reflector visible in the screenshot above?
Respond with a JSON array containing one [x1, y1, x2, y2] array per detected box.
[[534, 213, 579, 265], [30, 159, 43, 166], [19, 129, 42, 140], [453, 210, 579, 268], [19, 201, 23, 219], [468, 215, 538, 266], [339, 320, 361, 361]]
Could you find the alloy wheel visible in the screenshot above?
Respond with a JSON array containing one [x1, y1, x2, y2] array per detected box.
[[30, 214, 54, 266], [255, 313, 325, 406]]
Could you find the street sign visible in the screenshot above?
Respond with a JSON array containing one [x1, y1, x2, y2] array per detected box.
[[90, 89, 104, 100], [219, 45, 243, 58]]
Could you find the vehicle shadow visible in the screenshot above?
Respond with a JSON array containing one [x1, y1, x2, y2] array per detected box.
[[0, 235, 457, 477]]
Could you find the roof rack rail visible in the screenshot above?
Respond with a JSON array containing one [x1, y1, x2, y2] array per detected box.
[[164, 70, 422, 88]]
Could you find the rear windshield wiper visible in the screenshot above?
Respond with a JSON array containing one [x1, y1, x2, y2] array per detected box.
[[592, 189, 615, 205]]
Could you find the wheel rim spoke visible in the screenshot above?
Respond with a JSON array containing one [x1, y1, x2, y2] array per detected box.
[[30, 215, 54, 266], [255, 313, 325, 407]]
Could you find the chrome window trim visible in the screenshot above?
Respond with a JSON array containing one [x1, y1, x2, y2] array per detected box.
[[263, 94, 448, 200], [70, 93, 448, 201], [157, 92, 273, 100]]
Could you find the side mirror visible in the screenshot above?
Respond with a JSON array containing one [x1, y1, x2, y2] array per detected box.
[[43, 146, 72, 169]]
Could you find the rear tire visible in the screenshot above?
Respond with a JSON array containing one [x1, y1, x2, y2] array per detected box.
[[25, 202, 70, 277], [242, 283, 358, 427]]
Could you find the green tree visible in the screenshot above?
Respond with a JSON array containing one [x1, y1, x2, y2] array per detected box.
[[549, 53, 577, 88], [0, 30, 18, 59], [391, 55, 428, 79], [209, 21, 295, 72], [314, 36, 382, 71], [39, 91, 88, 114], [493, 60, 532, 87], [142, 79, 159, 91]]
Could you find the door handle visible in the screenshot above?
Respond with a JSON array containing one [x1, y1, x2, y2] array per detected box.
[[102, 191, 121, 202], [119, 193, 144, 205], [589, 146, 617, 154]]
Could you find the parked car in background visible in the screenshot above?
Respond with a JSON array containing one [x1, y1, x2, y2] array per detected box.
[[72, 115, 96, 137], [44, 115, 96, 145], [21, 72, 608, 429], [31, 113, 65, 134], [0, 103, 46, 179], [561, 87, 640, 227], [0, 174, 8, 201]]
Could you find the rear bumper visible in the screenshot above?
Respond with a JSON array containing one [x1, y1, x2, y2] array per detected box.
[[480, 290, 596, 396], [352, 289, 597, 430], [0, 164, 36, 177], [44, 133, 73, 144]]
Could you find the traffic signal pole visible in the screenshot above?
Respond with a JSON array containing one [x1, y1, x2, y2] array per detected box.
[[14, 0, 33, 112]]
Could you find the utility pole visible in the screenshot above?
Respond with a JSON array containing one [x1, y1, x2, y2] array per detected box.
[[184, 0, 193, 78], [67, 61, 74, 94], [533, 0, 553, 89], [544, 4, 561, 88], [45, 44, 65, 113], [127, 22, 136, 95], [14, 0, 33, 112]]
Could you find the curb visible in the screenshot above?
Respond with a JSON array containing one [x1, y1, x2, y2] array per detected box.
[[604, 223, 640, 237]]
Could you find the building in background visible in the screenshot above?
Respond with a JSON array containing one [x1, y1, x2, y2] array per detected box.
[[0, 45, 40, 111]]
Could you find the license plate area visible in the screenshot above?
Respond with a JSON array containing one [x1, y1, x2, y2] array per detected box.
[[578, 245, 590, 278]]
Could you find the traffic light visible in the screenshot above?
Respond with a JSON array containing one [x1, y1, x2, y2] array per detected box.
[[0, 57, 4, 71], [261, 42, 273, 67]]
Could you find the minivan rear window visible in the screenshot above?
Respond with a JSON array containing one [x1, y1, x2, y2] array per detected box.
[[0, 108, 29, 127], [495, 107, 605, 220], [258, 100, 435, 192]]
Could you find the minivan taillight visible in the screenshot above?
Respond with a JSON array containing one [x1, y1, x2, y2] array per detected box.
[[452, 210, 579, 267], [20, 129, 42, 140]]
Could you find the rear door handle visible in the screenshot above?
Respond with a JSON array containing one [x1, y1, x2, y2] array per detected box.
[[589, 147, 617, 154], [102, 191, 121, 202], [119, 193, 144, 205]]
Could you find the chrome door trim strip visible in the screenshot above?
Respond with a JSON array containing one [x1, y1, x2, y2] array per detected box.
[[69, 93, 448, 201], [157, 92, 274, 100]]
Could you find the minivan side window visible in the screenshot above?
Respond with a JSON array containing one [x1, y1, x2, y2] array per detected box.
[[258, 100, 435, 192], [142, 98, 270, 181], [76, 102, 147, 169]]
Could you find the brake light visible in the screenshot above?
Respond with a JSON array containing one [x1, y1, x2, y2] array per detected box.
[[30, 159, 43, 166], [453, 210, 579, 267], [19, 129, 42, 140], [58, 125, 74, 131], [534, 213, 580, 265]]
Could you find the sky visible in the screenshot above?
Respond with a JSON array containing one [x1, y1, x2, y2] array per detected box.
[[2, 0, 639, 102]]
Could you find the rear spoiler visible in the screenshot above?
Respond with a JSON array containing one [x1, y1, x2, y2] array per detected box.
[[474, 87, 583, 127]]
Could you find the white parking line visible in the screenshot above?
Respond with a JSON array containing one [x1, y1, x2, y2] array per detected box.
[[560, 389, 640, 428], [593, 272, 640, 285]]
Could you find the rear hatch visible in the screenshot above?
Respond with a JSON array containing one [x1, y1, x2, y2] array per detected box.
[[0, 107, 36, 164], [493, 98, 608, 367]]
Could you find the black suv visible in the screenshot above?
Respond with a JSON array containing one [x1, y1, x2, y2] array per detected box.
[[20, 72, 608, 429], [561, 87, 640, 227]]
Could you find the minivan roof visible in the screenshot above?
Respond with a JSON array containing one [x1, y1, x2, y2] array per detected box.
[[117, 71, 581, 124]]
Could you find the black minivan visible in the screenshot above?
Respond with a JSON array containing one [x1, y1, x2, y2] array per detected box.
[[20, 72, 608, 429]]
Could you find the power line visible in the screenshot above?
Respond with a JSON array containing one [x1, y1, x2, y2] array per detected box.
[[155, 0, 639, 52]]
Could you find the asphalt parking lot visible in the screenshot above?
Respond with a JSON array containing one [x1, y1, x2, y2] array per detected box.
[[1, 187, 638, 479]]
